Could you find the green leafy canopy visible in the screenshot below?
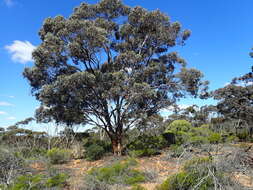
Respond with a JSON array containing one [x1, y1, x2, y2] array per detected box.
[[24, 0, 208, 139]]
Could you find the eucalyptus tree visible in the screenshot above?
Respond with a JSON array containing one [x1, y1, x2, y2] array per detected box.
[[24, 0, 208, 155], [214, 49, 253, 136]]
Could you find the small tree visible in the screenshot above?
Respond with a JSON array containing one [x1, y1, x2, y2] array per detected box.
[[24, 0, 208, 155], [213, 48, 253, 137]]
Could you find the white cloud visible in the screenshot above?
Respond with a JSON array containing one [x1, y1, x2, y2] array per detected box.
[[0, 101, 13, 106], [4, 0, 14, 7], [223, 82, 230, 87], [5, 40, 36, 64], [0, 95, 15, 98], [6, 116, 16, 120], [0, 111, 7, 115]]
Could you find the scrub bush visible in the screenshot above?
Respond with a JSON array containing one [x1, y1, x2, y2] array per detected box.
[[86, 158, 146, 186], [47, 148, 71, 164]]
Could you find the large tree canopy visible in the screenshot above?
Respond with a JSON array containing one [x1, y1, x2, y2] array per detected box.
[[24, 0, 208, 154]]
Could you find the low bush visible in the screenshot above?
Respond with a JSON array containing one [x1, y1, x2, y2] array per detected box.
[[165, 120, 223, 146], [47, 148, 71, 164], [8, 172, 68, 190], [225, 134, 238, 142], [17, 147, 47, 159], [45, 173, 68, 188], [129, 148, 160, 158], [131, 185, 147, 190], [84, 144, 106, 161], [169, 144, 184, 158], [86, 158, 146, 186], [189, 135, 208, 146], [236, 130, 249, 141], [127, 135, 168, 157], [83, 137, 111, 161], [0, 148, 25, 186], [166, 120, 192, 132], [82, 174, 110, 190], [164, 120, 192, 145], [156, 156, 239, 190], [208, 132, 221, 144]]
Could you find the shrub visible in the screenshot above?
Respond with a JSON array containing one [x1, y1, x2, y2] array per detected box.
[[18, 147, 47, 158], [208, 132, 221, 144], [0, 148, 25, 186], [127, 135, 168, 157], [183, 157, 212, 171], [131, 185, 147, 190], [156, 156, 237, 190], [9, 174, 45, 190], [129, 148, 160, 158], [86, 158, 146, 185], [47, 148, 71, 164], [45, 173, 68, 188], [83, 138, 112, 152], [189, 136, 208, 146], [156, 170, 214, 190], [190, 126, 211, 136], [82, 174, 110, 190], [127, 135, 168, 150], [83, 137, 111, 161], [165, 121, 224, 146], [9, 173, 68, 190], [166, 120, 192, 133], [225, 135, 238, 142], [236, 130, 249, 141], [84, 144, 106, 161], [169, 145, 184, 158], [164, 120, 192, 145]]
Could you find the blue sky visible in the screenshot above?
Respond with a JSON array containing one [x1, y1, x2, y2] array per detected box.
[[1, 0, 253, 129]]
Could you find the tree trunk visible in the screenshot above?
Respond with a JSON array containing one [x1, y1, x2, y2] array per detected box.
[[110, 135, 123, 156]]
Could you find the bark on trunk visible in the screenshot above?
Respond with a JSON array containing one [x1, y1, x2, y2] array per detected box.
[[111, 136, 123, 156]]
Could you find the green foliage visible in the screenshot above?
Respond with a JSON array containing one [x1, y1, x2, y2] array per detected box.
[[10, 174, 45, 190], [189, 135, 208, 145], [166, 120, 192, 133], [208, 132, 221, 144], [236, 130, 249, 141], [183, 157, 212, 171], [83, 137, 111, 161], [156, 157, 215, 190], [84, 144, 106, 161], [127, 135, 168, 157], [226, 135, 238, 142], [131, 185, 147, 190], [87, 158, 145, 185], [0, 148, 25, 186], [165, 120, 192, 145], [45, 173, 68, 188], [214, 84, 253, 130], [47, 148, 71, 164], [165, 121, 223, 145], [9, 173, 68, 190], [156, 170, 214, 190], [17, 147, 47, 159], [83, 138, 112, 152], [169, 144, 184, 158], [24, 0, 207, 156]]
